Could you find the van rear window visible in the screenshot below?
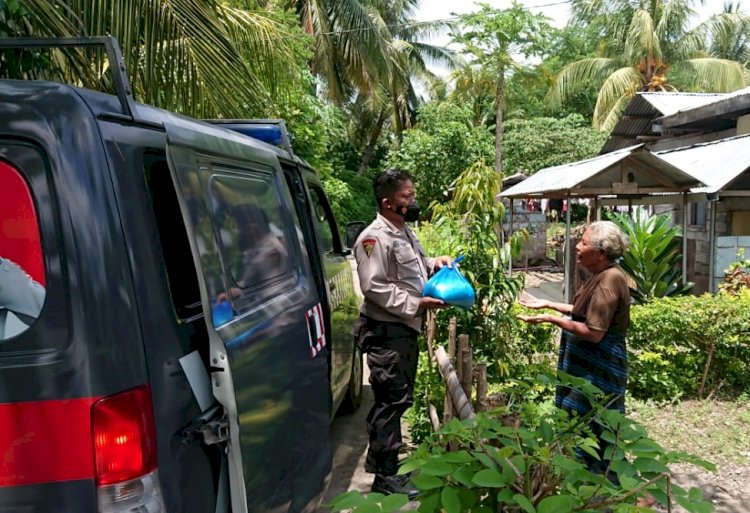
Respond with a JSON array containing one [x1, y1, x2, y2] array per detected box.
[[0, 160, 46, 340]]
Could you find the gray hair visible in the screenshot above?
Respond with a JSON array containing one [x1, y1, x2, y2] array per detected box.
[[587, 221, 630, 261]]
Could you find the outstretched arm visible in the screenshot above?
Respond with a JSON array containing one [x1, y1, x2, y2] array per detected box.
[[519, 294, 573, 315], [516, 313, 605, 343]]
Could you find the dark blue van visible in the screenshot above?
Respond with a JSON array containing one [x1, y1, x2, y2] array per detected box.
[[0, 37, 361, 513]]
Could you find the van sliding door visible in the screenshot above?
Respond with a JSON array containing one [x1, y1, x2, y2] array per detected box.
[[163, 123, 332, 513]]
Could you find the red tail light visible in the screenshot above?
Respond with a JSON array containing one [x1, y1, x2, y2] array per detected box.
[[92, 385, 158, 486]]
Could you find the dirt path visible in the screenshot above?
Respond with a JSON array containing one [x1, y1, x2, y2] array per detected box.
[[318, 373, 374, 511]]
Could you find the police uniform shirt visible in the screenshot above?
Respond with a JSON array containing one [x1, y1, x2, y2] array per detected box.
[[354, 213, 435, 332]]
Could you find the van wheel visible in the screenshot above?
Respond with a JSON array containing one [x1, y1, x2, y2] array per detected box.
[[340, 346, 363, 413]]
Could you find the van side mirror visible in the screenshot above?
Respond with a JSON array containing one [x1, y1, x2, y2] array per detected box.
[[346, 222, 366, 249]]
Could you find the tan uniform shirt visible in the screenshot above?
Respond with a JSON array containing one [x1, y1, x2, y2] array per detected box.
[[354, 213, 435, 332]]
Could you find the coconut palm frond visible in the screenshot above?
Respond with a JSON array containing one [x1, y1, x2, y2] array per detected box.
[[546, 57, 618, 111], [598, 91, 635, 132], [408, 41, 458, 69], [19, 0, 291, 118], [655, 0, 695, 41], [593, 65, 643, 129], [398, 17, 455, 41], [220, 6, 305, 101], [626, 9, 661, 64], [703, 12, 750, 61], [677, 57, 750, 92]]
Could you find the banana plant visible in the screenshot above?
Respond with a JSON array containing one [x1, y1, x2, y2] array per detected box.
[[608, 208, 694, 304]]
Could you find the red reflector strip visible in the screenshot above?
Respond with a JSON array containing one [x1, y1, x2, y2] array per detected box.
[[0, 397, 99, 487]]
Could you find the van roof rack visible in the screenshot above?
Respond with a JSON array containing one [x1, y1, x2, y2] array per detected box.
[[0, 36, 137, 119]]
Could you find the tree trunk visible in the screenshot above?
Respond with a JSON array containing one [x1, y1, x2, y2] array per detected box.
[[494, 65, 505, 175], [357, 110, 387, 176]]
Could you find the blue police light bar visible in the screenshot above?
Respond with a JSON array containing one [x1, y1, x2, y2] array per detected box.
[[221, 123, 285, 146]]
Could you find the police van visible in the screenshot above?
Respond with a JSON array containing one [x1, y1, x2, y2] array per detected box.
[[0, 37, 362, 513]]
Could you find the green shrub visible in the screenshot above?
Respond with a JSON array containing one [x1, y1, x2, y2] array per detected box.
[[628, 291, 750, 401], [332, 373, 715, 513]]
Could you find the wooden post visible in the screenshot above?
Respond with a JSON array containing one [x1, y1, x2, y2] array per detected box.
[[443, 317, 458, 425], [475, 363, 488, 413], [458, 335, 472, 402], [426, 310, 436, 365], [435, 346, 475, 420], [428, 403, 441, 433], [456, 334, 464, 388]]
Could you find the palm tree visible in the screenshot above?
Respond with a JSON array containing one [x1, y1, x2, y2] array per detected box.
[[452, 3, 552, 174], [548, 0, 750, 131], [707, 2, 750, 63], [347, 1, 455, 174], [10, 0, 301, 118]]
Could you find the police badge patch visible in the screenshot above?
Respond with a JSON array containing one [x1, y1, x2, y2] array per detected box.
[[362, 238, 377, 257]]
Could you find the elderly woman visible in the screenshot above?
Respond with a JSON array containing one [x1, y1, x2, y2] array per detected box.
[[519, 221, 630, 477]]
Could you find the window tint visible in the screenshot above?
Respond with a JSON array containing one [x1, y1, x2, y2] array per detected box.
[[210, 170, 292, 292], [309, 186, 336, 255], [0, 160, 46, 340]]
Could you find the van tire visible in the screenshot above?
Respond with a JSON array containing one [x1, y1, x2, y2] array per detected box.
[[339, 346, 363, 413]]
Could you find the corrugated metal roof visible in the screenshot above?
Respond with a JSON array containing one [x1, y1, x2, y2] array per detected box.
[[654, 134, 750, 193], [501, 145, 703, 198], [600, 92, 726, 154], [669, 85, 750, 115], [640, 91, 723, 116]]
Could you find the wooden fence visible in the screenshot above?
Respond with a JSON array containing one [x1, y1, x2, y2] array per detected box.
[[425, 311, 488, 432]]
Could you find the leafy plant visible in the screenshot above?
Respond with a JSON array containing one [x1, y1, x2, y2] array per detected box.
[[331, 373, 715, 513], [607, 208, 693, 303], [418, 160, 527, 375], [719, 249, 750, 296]]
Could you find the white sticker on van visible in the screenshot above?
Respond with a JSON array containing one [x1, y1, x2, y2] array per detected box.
[[306, 303, 326, 358]]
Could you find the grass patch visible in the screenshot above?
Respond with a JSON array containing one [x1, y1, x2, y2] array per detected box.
[[628, 398, 750, 468]]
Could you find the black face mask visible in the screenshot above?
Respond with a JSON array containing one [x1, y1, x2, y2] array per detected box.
[[393, 201, 420, 222]]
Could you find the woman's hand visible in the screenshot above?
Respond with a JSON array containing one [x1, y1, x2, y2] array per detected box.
[[519, 296, 549, 310], [517, 314, 551, 325]]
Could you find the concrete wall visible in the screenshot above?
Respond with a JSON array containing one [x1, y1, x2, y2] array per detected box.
[[502, 201, 547, 267], [680, 198, 749, 294]]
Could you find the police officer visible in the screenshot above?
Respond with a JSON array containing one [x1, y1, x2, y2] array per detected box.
[[352, 169, 452, 497]]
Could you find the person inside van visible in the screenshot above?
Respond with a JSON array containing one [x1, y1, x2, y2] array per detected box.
[[0, 256, 45, 339], [214, 203, 289, 312]]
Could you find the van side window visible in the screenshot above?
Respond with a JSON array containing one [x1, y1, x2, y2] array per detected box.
[[0, 160, 46, 340], [308, 185, 337, 255], [209, 170, 292, 305]]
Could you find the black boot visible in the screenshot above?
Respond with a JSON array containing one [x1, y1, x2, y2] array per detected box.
[[371, 474, 419, 500]]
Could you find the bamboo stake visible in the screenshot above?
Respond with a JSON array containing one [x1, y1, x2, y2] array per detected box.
[[426, 310, 436, 365], [456, 334, 464, 387], [428, 403, 441, 433], [435, 345, 475, 420], [443, 317, 458, 425], [476, 363, 488, 412], [698, 340, 716, 399], [458, 335, 472, 401]]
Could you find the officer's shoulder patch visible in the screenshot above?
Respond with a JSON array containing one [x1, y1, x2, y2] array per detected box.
[[362, 238, 377, 257]]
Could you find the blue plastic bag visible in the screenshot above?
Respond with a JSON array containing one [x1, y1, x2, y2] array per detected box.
[[422, 256, 475, 310]]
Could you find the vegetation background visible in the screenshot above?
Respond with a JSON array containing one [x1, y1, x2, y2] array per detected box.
[[4, 0, 750, 510]]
